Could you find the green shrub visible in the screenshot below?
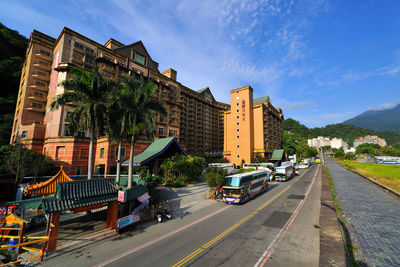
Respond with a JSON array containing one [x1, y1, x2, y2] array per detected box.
[[204, 167, 225, 188], [160, 154, 205, 186]]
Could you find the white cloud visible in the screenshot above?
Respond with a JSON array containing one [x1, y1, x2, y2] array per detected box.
[[369, 103, 398, 111]]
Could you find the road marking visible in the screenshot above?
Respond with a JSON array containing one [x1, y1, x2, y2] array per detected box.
[[172, 167, 313, 267], [93, 205, 230, 267], [254, 165, 320, 267]]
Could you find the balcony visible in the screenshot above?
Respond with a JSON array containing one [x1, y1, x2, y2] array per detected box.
[[26, 106, 46, 113], [33, 63, 51, 72], [32, 74, 50, 82], [28, 95, 47, 103], [35, 53, 52, 61], [30, 84, 48, 92]]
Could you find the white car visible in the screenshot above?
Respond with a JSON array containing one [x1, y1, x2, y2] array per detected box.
[[297, 162, 309, 169]]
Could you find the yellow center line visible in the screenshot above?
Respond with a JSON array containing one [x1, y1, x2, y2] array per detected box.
[[172, 168, 310, 267]]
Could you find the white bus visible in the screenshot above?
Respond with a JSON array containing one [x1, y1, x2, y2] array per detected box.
[[274, 165, 294, 182], [208, 163, 237, 175]]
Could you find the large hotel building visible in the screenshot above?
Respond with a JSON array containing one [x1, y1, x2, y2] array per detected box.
[[11, 27, 283, 174]]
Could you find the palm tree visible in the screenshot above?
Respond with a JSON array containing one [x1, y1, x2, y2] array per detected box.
[[118, 75, 166, 188], [50, 67, 114, 179]]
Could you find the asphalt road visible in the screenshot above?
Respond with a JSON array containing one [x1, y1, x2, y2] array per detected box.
[[42, 164, 321, 267]]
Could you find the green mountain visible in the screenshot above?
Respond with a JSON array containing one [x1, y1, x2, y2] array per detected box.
[[343, 104, 400, 134], [0, 23, 28, 146], [284, 118, 400, 146]]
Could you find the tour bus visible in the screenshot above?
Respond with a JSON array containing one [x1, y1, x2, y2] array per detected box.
[[208, 163, 237, 175], [274, 164, 294, 182], [222, 170, 270, 204], [242, 163, 274, 172]]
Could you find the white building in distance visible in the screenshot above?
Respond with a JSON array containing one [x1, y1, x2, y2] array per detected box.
[[308, 136, 348, 150]]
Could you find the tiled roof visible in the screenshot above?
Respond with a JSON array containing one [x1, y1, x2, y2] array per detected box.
[[270, 149, 284, 160], [41, 178, 118, 213], [8, 197, 44, 210], [121, 137, 186, 166], [196, 87, 209, 94], [253, 96, 271, 105]]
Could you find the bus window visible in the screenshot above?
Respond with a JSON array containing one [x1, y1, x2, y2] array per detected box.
[[224, 177, 240, 187]]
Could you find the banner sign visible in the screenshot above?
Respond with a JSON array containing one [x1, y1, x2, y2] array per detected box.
[[137, 192, 150, 203], [118, 190, 127, 202], [117, 215, 134, 229], [133, 199, 149, 212], [132, 212, 140, 223], [0, 205, 17, 215]]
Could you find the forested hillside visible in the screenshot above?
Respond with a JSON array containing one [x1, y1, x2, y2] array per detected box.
[[0, 23, 28, 146], [284, 118, 400, 146]]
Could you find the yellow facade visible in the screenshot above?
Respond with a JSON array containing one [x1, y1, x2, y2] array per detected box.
[[224, 86, 284, 166]]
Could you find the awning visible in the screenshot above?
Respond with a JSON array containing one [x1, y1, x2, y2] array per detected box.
[[121, 137, 186, 166], [270, 149, 284, 161]]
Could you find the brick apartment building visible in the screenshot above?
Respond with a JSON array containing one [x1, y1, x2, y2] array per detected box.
[[223, 86, 284, 166], [10, 27, 229, 175]]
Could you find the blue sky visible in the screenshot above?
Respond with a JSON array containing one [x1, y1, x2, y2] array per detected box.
[[1, 0, 399, 128]]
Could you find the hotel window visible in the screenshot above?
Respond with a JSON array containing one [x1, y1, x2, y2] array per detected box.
[[237, 129, 239, 132], [237, 103, 239, 106], [75, 131, 86, 137], [169, 119, 175, 124], [168, 130, 177, 137], [68, 39, 72, 45], [100, 148, 105, 158], [237, 155, 240, 158], [237, 109, 239, 112], [33, 91, 45, 97], [158, 128, 164, 135], [237, 135, 239, 139], [35, 80, 48, 87], [21, 131, 28, 138], [73, 52, 83, 61], [37, 70, 49, 76], [39, 49, 51, 57], [134, 53, 145, 65], [55, 146, 66, 159], [159, 117, 164, 123], [76, 166, 81, 175], [32, 102, 43, 109], [236, 96, 239, 100], [116, 147, 126, 157], [85, 56, 95, 64], [38, 60, 50, 66], [237, 144, 240, 148], [103, 71, 114, 79], [237, 122, 239, 126], [236, 116, 239, 119]]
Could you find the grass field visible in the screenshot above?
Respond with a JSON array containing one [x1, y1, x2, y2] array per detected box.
[[339, 160, 400, 193]]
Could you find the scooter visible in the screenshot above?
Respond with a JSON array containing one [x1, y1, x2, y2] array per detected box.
[[164, 208, 172, 220]]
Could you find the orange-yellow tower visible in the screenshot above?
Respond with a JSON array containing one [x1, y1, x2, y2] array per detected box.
[[223, 86, 284, 166]]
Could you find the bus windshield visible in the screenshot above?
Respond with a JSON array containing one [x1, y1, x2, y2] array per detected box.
[[223, 177, 241, 187]]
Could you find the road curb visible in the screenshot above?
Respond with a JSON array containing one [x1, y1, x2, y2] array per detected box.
[[335, 160, 400, 198], [319, 166, 348, 267]]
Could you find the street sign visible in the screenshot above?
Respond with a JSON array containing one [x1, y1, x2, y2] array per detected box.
[[117, 215, 134, 229], [118, 190, 127, 202]]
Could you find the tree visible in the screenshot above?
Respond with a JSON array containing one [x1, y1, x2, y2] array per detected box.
[[118, 75, 166, 188], [334, 148, 345, 159], [0, 145, 56, 184], [252, 154, 266, 163], [282, 132, 297, 155], [204, 167, 225, 188], [50, 67, 114, 179]]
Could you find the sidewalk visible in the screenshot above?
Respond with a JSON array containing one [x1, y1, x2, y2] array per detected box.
[[326, 159, 400, 266]]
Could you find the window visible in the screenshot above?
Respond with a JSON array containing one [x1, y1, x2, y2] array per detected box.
[[236, 91, 239, 93], [159, 117, 164, 123], [237, 135, 239, 139], [237, 129, 239, 132], [237, 122, 239, 126], [100, 148, 105, 158], [169, 112, 175, 117], [32, 102, 43, 108], [168, 130, 177, 137], [237, 109, 239, 112], [21, 131, 28, 138], [237, 155, 240, 158], [55, 146, 66, 159], [236, 116, 239, 119], [103, 71, 114, 79], [33, 91, 45, 97], [134, 53, 145, 65], [75, 131, 86, 137], [237, 144, 240, 148], [35, 80, 47, 87], [161, 93, 166, 98], [38, 60, 50, 66], [39, 49, 51, 56], [66, 111, 72, 118], [169, 119, 175, 124], [237, 103, 239, 106], [73, 52, 83, 61], [116, 147, 126, 158], [68, 39, 72, 45], [37, 70, 49, 76], [236, 96, 239, 100], [76, 166, 81, 175], [85, 56, 95, 64], [158, 128, 164, 135]]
